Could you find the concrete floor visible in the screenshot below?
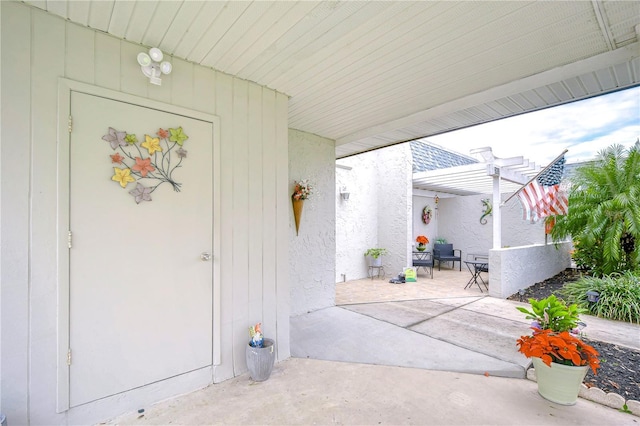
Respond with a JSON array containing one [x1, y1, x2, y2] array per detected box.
[[110, 267, 640, 425]]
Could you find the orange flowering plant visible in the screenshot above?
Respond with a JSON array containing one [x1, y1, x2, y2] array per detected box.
[[517, 329, 600, 374], [516, 295, 600, 374], [416, 235, 429, 245]]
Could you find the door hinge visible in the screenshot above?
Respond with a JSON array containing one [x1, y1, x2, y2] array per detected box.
[[68, 115, 73, 133], [68, 231, 72, 249], [67, 348, 72, 366]]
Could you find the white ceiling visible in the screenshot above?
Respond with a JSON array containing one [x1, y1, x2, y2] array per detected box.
[[25, 0, 640, 158]]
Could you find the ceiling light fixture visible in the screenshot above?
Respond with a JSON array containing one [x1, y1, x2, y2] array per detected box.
[[137, 47, 172, 86]]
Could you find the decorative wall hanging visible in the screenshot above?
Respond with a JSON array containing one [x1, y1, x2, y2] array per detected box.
[[480, 198, 492, 224], [422, 205, 433, 224], [102, 126, 189, 204], [291, 179, 312, 236]]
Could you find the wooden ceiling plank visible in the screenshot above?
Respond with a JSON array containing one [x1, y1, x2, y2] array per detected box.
[[172, 1, 226, 59], [288, 2, 584, 119], [270, 1, 436, 93], [510, 92, 538, 110], [108, 1, 136, 39], [291, 29, 604, 131], [124, 1, 159, 43], [560, 77, 588, 99], [88, 1, 115, 33], [594, 68, 618, 91], [246, 1, 373, 84], [45, 0, 68, 19], [142, 0, 183, 48], [612, 62, 634, 87], [225, 1, 321, 77], [67, 0, 90, 26], [186, 1, 252, 64], [236, 1, 332, 80], [26, 1, 47, 11], [547, 82, 574, 103], [580, 72, 603, 93], [157, 1, 204, 54], [201, 1, 278, 71], [287, 3, 493, 117]]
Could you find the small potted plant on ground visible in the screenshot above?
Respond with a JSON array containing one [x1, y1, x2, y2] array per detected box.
[[364, 248, 388, 267], [516, 295, 600, 405]]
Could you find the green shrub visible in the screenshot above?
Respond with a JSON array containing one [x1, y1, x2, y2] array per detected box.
[[560, 271, 640, 324], [516, 294, 584, 332]]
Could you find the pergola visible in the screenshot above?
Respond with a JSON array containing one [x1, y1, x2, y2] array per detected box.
[[412, 146, 552, 248]]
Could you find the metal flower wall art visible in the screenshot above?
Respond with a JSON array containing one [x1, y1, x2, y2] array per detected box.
[[102, 126, 189, 204]]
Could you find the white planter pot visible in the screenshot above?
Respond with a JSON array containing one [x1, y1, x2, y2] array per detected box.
[[532, 357, 588, 405], [246, 338, 276, 382], [369, 257, 382, 267]]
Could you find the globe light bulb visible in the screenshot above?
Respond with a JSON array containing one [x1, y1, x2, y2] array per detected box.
[[137, 52, 151, 67], [149, 47, 163, 62], [160, 61, 172, 75]]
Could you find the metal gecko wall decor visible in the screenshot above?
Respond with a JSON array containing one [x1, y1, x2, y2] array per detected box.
[[102, 126, 189, 204], [480, 198, 492, 224]]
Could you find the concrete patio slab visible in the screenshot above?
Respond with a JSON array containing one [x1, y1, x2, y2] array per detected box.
[[291, 306, 525, 377], [110, 358, 638, 426], [108, 272, 640, 425], [341, 299, 460, 327], [408, 306, 530, 369]]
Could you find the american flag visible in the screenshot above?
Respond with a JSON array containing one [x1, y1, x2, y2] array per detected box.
[[518, 156, 568, 222]]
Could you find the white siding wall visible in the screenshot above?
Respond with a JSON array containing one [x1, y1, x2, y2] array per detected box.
[[289, 130, 336, 315], [335, 145, 412, 281], [0, 3, 289, 424]]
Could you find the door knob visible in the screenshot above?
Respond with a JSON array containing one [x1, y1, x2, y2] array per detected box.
[[200, 252, 212, 261]]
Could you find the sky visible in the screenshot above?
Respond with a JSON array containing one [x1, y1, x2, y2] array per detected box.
[[428, 86, 640, 167]]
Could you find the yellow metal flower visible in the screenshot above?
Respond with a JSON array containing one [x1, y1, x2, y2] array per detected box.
[[112, 167, 135, 188], [141, 134, 163, 155]]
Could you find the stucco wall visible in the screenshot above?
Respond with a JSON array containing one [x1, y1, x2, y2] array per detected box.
[[1, 3, 289, 424], [489, 243, 572, 298], [437, 193, 546, 257], [336, 152, 380, 281], [335, 145, 411, 281], [412, 195, 440, 252], [377, 145, 413, 277], [289, 130, 336, 315]]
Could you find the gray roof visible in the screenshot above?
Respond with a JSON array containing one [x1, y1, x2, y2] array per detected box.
[[410, 140, 477, 173]]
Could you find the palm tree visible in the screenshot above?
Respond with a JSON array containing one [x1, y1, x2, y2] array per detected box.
[[550, 141, 640, 275]]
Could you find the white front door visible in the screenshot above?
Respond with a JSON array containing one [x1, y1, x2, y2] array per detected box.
[[68, 91, 214, 407]]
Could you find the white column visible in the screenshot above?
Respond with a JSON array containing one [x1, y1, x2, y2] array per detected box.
[[493, 175, 501, 249]]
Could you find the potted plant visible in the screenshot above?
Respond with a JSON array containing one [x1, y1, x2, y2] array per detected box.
[[516, 295, 600, 405], [415, 235, 429, 251], [364, 248, 388, 267]]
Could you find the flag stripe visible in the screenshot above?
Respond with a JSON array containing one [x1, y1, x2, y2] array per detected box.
[[517, 155, 568, 222]]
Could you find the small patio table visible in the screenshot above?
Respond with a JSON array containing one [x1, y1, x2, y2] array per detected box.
[[464, 260, 489, 292]]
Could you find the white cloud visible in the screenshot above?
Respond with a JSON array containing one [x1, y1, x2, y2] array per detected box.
[[429, 86, 640, 166]]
